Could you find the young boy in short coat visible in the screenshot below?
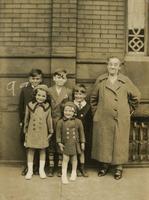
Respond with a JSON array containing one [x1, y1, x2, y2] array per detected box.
[[47, 69, 72, 177]]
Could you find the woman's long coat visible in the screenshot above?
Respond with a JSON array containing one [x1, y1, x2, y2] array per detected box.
[[90, 73, 141, 164]]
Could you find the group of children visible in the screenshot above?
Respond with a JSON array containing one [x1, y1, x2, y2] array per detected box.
[[19, 68, 92, 184]]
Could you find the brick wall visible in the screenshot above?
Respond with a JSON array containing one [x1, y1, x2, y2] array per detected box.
[[0, 0, 126, 59], [52, 0, 77, 56], [0, 0, 52, 56], [77, 0, 126, 61]]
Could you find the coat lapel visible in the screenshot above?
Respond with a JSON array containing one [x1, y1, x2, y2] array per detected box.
[[57, 87, 68, 104], [105, 73, 126, 93], [50, 86, 68, 106], [49, 86, 59, 102]]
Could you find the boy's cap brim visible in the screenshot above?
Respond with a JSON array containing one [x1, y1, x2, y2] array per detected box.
[[64, 101, 77, 111], [53, 68, 67, 75], [34, 84, 49, 93]]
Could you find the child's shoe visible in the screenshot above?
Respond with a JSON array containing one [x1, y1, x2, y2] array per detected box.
[[80, 164, 88, 177], [47, 167, 54, 177], [57, 167, 62, 177], [70, 172, 77, 181], [25, 171, 33, 180], [21, 166, 28, 176], [39, 170, 46, 179], [62, 175, 69, 184]]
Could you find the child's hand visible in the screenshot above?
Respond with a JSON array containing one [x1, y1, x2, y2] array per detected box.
[[81, 143, 85, 151], [48, 133, 53, 140], [19, 122, 23, 127], [58, 143, 64, 152], [24, 142, 27, 147]]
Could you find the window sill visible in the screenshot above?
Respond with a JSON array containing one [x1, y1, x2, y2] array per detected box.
[[125, 55, 149, 62]]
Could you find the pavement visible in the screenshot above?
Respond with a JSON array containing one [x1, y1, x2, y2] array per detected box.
[[0, 164, 149, 200]]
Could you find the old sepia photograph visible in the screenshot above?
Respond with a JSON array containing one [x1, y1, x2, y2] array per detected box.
[[0, 0, 148, 200]]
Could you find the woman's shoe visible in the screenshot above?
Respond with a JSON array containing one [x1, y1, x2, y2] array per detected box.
[[98, 168, 108, 177], [114, 169, 123, 180]]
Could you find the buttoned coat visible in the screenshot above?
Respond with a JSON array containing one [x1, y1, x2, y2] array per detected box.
[[24, 102, 53, 149], [75, 103, 93, 161], [56, 118, 85, 156], [19, 84, 34, 124], [48, 85, 72, 152], [90, 73, 141, 164], [48, 85, 72, 128]]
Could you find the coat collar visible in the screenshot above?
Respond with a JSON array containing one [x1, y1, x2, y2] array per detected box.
[[96, 73, 127, 83], [96, 73, 127, 93], [28, 102, 50, 112], [63, 116, 75, 121], [49, 85, 69, 105], [74, 100, 87, 109]]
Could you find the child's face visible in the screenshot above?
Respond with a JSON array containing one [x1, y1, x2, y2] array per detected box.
[[53, 74, 67, 87], [107, 58, 121, 76], [36, 89, 47, 104], [29, 75, 42, 87], [74, 91, 86, 103], [64, 106, 75, 119]]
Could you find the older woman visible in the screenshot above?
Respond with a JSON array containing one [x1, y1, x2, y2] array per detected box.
[[90, 57, 141, 180]]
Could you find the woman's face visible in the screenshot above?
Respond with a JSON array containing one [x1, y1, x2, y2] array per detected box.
[[36, 89, 47, 103], [64, 106, 75, 119], [107, 58, 121, 76]]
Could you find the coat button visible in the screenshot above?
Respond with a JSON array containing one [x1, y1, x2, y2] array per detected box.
[[73, 136, 76, 139], [66, 136, 69, 139], [66, 128, 69, 131], [73, 132, 75, 135], [66, 132, 69, 135]]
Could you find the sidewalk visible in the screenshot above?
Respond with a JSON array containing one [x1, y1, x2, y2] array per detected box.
[[0, 165, 149, 200]]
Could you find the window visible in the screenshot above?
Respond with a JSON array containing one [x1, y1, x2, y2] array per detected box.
[[127, 0, 148, 56]]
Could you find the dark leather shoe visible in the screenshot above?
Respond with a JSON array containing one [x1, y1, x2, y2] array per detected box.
[[57, 167, 62, 177], [98, 168, 108, 177], [47, 167, 54, 177], [114, 169, 123, 180], [80, 169, 88, 177], [77, 170, 82, 177], [21, 167, 28, 176]]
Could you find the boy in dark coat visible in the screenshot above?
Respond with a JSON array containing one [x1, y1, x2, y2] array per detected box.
[[47, 69, 72, 177], [19, 68, 43, 175], [73, 84, 92, 177]]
